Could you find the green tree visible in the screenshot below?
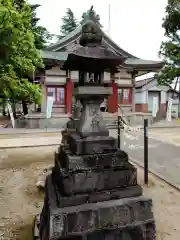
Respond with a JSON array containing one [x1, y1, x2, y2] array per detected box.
[[59, 8, 78, 39], [30, 4, 53, 49], [157, 0, 180, 86], [0, 0, 44, 116], [14, 1, 53, 49]]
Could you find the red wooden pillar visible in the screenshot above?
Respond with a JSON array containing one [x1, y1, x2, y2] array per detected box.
[[65, 78, 73, 114], [108, 81, 118, 113], [129, 88, 132, 104]]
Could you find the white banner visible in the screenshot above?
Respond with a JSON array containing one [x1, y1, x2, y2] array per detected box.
[[152, 97, 158, 117], [46, 96, 54, 119], [166, 98, 172, 121], [7, 103, 15, 128]]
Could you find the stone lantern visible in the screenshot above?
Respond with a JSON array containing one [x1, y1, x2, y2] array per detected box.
[[34, 7, 156, 240]]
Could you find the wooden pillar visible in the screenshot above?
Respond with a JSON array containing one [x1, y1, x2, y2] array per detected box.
[[65, 78, 73, 114], [41, 84, 47, 113], [129, 88, 132, 104], [131, 70, 138, 112], [108, 81, 118, 113], [132, 78, 136, 112]]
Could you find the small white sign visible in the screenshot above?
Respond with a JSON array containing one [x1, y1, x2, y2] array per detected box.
[[46, 96, 54, 119], [152, 97, 158, 117], [7, 103, 15, 128], [166, 98, 172, 121]]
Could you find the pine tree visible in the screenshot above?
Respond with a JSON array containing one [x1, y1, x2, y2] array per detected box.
[[14, 1, 53, 49], [59, 8, 78, 39], [157, 0, 180, 86], [30, 4, 53, 49]]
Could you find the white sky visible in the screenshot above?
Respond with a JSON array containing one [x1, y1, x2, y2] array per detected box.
[[29, 0, 167, 61]]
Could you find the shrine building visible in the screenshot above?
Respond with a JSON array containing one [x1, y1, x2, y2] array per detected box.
[[38, 7, 163, 114]]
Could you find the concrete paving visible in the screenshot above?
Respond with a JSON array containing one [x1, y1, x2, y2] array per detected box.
[[0, 128, 63, 134], [1, 127, 180, 188], [0, 136, 61, 148], [152, 119, 180, 127], [109, 129, 180, 187], [148, 128, 180, 146]]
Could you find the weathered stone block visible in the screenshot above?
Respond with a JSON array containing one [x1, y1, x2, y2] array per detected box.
[[56, 147, 129, 171], [67, 133, 116, 155], [57, 167, 137, 195], [45, 197, 155, 239], [58, 149, 129, 170], [82, 149, 128, 168], [45, 175, 142, 208], [86, 223, 156, 240], [36, 213, 156, 240]]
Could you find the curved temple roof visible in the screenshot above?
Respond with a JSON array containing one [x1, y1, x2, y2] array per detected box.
[[43, 7, 164, 72]]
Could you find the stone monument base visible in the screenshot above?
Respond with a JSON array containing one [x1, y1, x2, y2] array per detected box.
[[34, 216, 156, 240], [33, 175, 156, 240], [34, 196, 156, 240]]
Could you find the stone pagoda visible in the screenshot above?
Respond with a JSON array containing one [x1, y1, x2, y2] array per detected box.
[[35, 10, 156, 240]]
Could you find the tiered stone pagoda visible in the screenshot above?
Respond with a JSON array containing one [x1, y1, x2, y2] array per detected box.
[[35, 8, 156, 240]]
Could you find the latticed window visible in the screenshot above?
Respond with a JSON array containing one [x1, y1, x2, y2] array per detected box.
[[118, 89, 123, 103], [118, 88, 131, 104], [56, 88, 65, 104], [47, 87, 65, 104], [123, 89, 129, 100], [47, 87, 56, 103]]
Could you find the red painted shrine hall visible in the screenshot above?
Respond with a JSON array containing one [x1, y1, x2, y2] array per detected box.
[[38, 7, 163, 114]]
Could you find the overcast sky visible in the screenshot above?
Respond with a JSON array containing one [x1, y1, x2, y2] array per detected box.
[[29, 0, 168, 61]]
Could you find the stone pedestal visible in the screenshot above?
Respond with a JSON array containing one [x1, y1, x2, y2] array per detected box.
[[35, 86, 156, 240], [73, 86, 112, 137]]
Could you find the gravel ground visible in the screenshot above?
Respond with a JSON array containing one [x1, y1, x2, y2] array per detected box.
[[0, 146, 57, 239], [137, 168, 180, 240], [0, 116, 9, 128], [0, 146, 179, 239]]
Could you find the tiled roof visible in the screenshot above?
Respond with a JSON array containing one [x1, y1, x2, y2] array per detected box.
[[44, 7, 163, 69], [45, 26, 81, 51], [45, 5, 140, 58], [46, 25, 137, 58], [125, 58, 163, 66], [135, 78, 154, 88], [41, 50, 163, 70], [41, 50, 68, 61]]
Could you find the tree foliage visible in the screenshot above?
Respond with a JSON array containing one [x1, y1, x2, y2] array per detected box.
[[59, 8, 78, 39], [0, 0, 44, 106], [15, 1, 53, 49], [30, 4, 54, 49], [157, 0, 180, 85]]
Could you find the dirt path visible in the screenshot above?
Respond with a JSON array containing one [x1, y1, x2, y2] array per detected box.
[[0, 146, 179, 239], [138, 169, 180, 240], [0, 147, 57, 239]]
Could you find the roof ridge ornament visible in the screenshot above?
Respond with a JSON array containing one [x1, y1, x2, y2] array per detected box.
[[79, 8, 102, 46], [81, 6, 102, 27], [79, 22, 102, 46]]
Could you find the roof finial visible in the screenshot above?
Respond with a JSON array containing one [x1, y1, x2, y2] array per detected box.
[[81, 6, 102, 27]]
